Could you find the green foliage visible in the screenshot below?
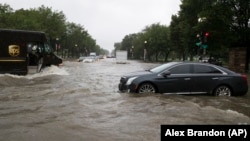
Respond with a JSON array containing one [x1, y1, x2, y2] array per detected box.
[[169, 0, 250, 60], [0, 4, 13, 28], [117, 0, 249, 63], [0, 4, 105, 58], [119, 24, 171, 61], [114, 42, 122, 51], [143, 23, 171, 61], [116, 0, 250, 61]]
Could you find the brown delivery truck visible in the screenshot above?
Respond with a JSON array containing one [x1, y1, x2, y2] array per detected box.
[[0, 29, 62, 75]]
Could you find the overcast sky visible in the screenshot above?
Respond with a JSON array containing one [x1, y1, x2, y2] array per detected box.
[[1, 0, 181, 52]]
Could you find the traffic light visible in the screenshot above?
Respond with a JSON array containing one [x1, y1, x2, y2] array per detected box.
[[205, 32, 209, 37], [204, 32, 209, 43]]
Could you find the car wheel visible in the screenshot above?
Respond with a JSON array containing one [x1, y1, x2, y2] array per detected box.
[[138, 83, 156, 93], [37, 57, 43, 73], [214, 85, 232, 96]]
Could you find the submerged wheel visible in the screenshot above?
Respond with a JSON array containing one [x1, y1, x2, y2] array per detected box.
[[138, 83, 156, 93], [37, 58, 44, 73], [214, 85, 232, 96]]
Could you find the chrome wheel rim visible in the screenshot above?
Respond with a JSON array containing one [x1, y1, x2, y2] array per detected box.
[[215, 86, 231, 96], [138, 84, 155, 93]]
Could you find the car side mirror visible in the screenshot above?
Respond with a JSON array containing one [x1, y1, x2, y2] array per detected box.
[[162, 71, 171, 77]]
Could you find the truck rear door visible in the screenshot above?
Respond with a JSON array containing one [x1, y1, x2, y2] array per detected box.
[[0, 30, 28, 75]]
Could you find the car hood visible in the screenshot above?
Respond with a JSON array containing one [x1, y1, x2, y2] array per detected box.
[[123, 70, 153, 78]]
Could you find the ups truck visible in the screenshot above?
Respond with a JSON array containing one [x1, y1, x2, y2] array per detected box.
[[0, 29, 62, 75]]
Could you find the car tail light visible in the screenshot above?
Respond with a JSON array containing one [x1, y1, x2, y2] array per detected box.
[[241, 74, 248, 83]]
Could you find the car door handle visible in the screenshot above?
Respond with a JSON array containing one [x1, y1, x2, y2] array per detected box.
[[212, 77, 219, 80], [184, 78, 191, 81]]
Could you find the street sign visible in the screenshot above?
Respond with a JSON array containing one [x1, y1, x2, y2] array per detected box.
[[202, 44, 208, 49], [196, 42, 202, 46]]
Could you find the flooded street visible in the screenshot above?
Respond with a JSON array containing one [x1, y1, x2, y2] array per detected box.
[[0, 59, 250, 141]]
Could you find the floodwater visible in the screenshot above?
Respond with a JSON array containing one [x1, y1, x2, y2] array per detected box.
[[0, 59, 250, 141]]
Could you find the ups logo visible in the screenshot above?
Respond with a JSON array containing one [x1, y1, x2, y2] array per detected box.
[[9, 45, 20, 57]]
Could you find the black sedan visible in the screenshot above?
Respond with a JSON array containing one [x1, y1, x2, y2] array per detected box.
[[118, 62, 248, 96]]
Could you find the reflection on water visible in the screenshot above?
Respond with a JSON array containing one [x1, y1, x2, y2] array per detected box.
[[0, 59, 249, 141]]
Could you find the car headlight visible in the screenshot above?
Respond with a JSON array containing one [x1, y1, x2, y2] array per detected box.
[[126, 77, 138, 85]]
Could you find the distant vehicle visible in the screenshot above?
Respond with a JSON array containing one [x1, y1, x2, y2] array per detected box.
[[80, 56, 96, 63], [98, 55, 106, 59], [0, 29, 62, 75], [118, 62, 248, 96], [199, 56, 222, 66], [116, 50, 127, 64], [89, 52, 99, 61], [78, 52, 98, 62], [78, 56, 85, 62], [107, 55, 115, 58], [89, 52, 96, 57]]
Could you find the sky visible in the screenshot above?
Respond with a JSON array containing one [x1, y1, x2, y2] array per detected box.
[[1, 0, 181, 52]]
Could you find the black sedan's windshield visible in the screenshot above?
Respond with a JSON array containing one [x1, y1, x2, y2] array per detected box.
[[150, 62, 180, 73]]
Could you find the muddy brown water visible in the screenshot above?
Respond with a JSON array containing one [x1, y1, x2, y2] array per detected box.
[[0, 59, 249, 141]]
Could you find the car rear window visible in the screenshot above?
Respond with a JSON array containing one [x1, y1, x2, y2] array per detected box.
[[194, 65, 222, 74]]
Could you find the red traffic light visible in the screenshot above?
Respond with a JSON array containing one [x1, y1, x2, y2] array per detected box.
[[205, 32, 209, 37]]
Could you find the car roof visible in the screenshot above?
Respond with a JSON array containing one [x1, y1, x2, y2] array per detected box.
[[171, 61, 215, 66], [166, 61, 236, 74]]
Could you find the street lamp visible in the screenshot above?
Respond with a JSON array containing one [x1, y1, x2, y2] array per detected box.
[[131, 46, 134, 58], [197, 17, 208, 56], [56, 37, 59, 54], [75, 44, 78, 58], [144, 41, 147, 61]]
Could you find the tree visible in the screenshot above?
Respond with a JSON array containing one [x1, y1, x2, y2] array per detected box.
[[229, 0, 250, 71], [170, 15, 184, 60], [142, 23, 171, 61], [194, 0, 250, 71], [0, 4, 106, 58], [0, 4, 13, 28], [169, 0, 205, 61], [114, 42, 122, 51], [65, 22, 98, 57]]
